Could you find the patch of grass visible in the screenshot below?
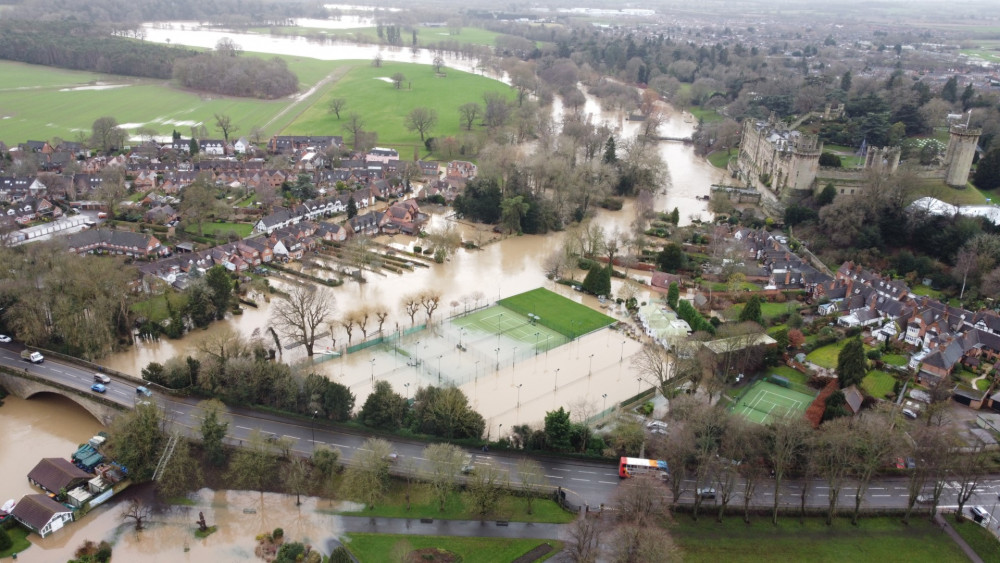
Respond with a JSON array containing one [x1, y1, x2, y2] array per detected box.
[[908, 178, 988, 206], [132, 291, 186, 323], [499, 287, 615, 338], [690, 107, 722, 123], [0, 525, 31, 558], [976, 377, 991, 392], [806, 341, 851, 369], [236, 193, 258, 208], [344, 534, 561, 563], [0, 55, 347, 145], [338, 481, 575, 523], [194, 525, 218, 538], [769, 365, 811, 387], [910, 284, 944, 299], [286, 61, 513, 157], [883, 354, 908, 367], [728, 300, 802, 321], [862, 370, 897, 398], [185, 221, 254, 238], [953, 519, 1000, 560], [671, 515, 967, 562], [707, 151, 733, 169], [703, 281, 761, 292]]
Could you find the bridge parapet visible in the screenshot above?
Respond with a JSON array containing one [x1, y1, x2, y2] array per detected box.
[[0, 366, 125, 426]]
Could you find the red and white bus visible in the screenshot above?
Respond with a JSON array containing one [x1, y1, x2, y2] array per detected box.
[[619, 457, 669, 479]]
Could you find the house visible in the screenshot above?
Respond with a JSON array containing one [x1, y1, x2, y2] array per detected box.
[[11, 494, 74, 538], [27, 458, 92, 494], [447, 160, 477, 179], [233, 137, 252, 154], [268, 135, 343, 154], [843, 385, 864, 414], [198, 139, 226, 156], [66, 229, 167, 258], [366, 147, 399, 164]]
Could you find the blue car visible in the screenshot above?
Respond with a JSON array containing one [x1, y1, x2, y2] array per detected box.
[[91, 383, 107, 394], [136, 386, 152, 397]]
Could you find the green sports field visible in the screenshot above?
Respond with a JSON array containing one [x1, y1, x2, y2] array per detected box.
[[498, 288, 616, 339], [452, 305, 568, 355], [732, 380, 814, 425]]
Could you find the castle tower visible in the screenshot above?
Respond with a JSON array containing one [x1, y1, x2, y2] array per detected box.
[[944, 126, 981, 188]]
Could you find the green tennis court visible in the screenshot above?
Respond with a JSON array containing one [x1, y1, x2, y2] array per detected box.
[[732, 380, 815, 425], [499, 287, 615, 338], [452, 305, 568, 354]]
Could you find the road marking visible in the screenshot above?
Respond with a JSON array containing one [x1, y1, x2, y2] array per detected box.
[[872, 494, 891, 497], [599, 481, 618, 485], [552, 468, 571, 472], [571, 478, 590, 482], [545, 475, 564, 479], [330, 443, 350, 449], [578, 471, 597, 475], [235, 426, 252, 431], [282, 435, 297, 440]]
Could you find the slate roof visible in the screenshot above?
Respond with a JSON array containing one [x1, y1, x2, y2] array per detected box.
[[11, 494, 71, 532], [27, 458, 91, 494]]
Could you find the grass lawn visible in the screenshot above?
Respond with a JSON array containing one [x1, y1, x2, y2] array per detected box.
[[977, 377, 991, 392], [0, 525, 31, 558], [908, 178, 988, 206], [862, 370, 897, 398], [728, 300, 802, 321], [952, 519, 1000, 561], [690, 107, 723, 123], [499, 287, 615, 339], [910, 284, 945, 299], [185, 221, 254, 238], [769, 365, 811, 387], [343, 534, 562, 563], [671, 515, 967, 562], [806, 340, 854, 369], [0, 55, 348, 145], [707, 151, 733, 169], [883, 354, 908, 367], [286, 61, 513, 157], [132, 291, 186, 323], [339, 481, 575, 523], [703, 281, 762, 292]]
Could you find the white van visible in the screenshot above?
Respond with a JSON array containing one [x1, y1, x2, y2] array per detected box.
[[970, 506, 991, 524]]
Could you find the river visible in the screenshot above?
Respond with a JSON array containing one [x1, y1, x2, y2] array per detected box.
[[3, 24, 727, 558]]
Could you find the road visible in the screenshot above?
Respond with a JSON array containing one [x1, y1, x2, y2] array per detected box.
[[0, 346, 620, 508], [6, 345, 1000, 527]]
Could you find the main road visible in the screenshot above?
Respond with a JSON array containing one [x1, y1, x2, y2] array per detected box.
[[5, 344, 1000, 526]]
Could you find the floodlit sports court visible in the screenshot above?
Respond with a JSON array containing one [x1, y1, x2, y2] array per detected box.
[[731, 379, 815, 425]]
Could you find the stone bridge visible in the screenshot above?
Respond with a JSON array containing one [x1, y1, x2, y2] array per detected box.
[[0, 368, 125, 426]]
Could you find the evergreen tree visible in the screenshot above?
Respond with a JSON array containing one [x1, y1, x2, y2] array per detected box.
[[941, 76, 958, 103], [189, 137, 199, 155], [667, 282, 680, 309], [836, 337, 867, 389], [657, 243, 686, 272], [544, 407, 572, 451], [581, 262, 611, 297], [0, 526, 11, 551], [739, 296, 764, 325], [346, 195, 358, 219], [817, 183, 837, 206], [669, 207, 680, 226], [974, 148, 1000, 190], [961, 84, 976, 110], [603, 137, 617, 164], [840, 70, 852, 92]]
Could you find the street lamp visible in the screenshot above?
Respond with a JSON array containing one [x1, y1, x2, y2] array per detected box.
[[498, 423, 503, 440], [620, 340, 626, 363], [415, 340, 421, 368], [437, 354, 443, 385], [554, 368, 560, 391], [370, 358, 376, 387], [636, 377, 642, 394], [589, 353, 595, 376], [497, 312, 504, 341], [512, 347, 517, 369], [404, 382, 410, 400], [602, 393, 608, 413], [459, 328, 466, 347], [475, 360, 480, 381], [495, 347, 500, 372], [517, 383, 523, 408], [534, 332, 540, 355], [310, 410, 318, 450]]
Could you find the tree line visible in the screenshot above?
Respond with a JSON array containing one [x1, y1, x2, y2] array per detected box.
[[0, 21, 193, 79], [173, 51, 299, 99]]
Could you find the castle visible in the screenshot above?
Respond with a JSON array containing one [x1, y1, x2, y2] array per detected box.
[[733, 114, 980, 204]]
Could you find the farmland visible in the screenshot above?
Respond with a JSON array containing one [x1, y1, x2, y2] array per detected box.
[[285, 60, 514, 156], [0, 55, 346, 145]]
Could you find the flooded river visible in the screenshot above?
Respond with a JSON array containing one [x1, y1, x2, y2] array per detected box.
[[2, 25, 728, 558]]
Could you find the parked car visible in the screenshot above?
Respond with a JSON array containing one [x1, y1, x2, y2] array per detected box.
[[902, 409, 918, 419], [90, 383, 107, 394], [94, 373, 111, 384], [646, 420, 668, 430], [916, 495, 933, 504], [0, 334, 11, 343], [136, 386, 152, 397], [970, 506, 991, 524]]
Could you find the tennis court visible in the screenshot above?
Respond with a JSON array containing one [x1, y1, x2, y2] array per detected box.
[[452, 305, 569, 354], [732, 380, 815, 425]]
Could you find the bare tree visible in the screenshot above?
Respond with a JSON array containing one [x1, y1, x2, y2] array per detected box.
[[354, 307, 372, 340], [614, 474, 668, 526], [120, 499, 151, 531], [215, 37, 242, 56], [270, 286, 334, 356], [405, 107, 438, 141], [631, 342, 675, 399], [850, 413, 899, 524], [214, 113, 238, 144], [516, 458, 546, 514], [374, 308, 390, 333], [419, 291, 441, 324], [339, 313, 357, 345], [953, 440, 991, 522], [904, 425, 948, 524], [391, 72, 406, 89], [466, 462, 508, 519], [327, 97, 347, 119], [737, 425, 768, 523], [423, 443, 465, 512], [283, 456, 310, 506], [341, 438, 392, 509], [371, 53, 382, 67], [766, 415, 811, 525], [816, 417, 855, 525], [565, 517, 602, 563], [432, 55, 445, 73], [342, 113, 367, 151], [402, 294, 421, 326], [458, 102, 482, 131]]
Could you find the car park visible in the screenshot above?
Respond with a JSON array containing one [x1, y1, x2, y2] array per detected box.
[[94, 373, 111, 384], [0, 335, 11, 343], [90, 383, 107, 394]]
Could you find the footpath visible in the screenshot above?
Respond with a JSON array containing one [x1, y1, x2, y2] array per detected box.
[[336, 515, 569, 540], [934, 512, 985, 563]]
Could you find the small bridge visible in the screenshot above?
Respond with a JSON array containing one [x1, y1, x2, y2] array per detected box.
[[0, 367, 125, 426], [652, 136, 694, 143]]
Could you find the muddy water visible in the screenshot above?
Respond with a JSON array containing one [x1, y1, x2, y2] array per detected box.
[[19, 486, 358, 562], [0, 395, 103, 499]]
